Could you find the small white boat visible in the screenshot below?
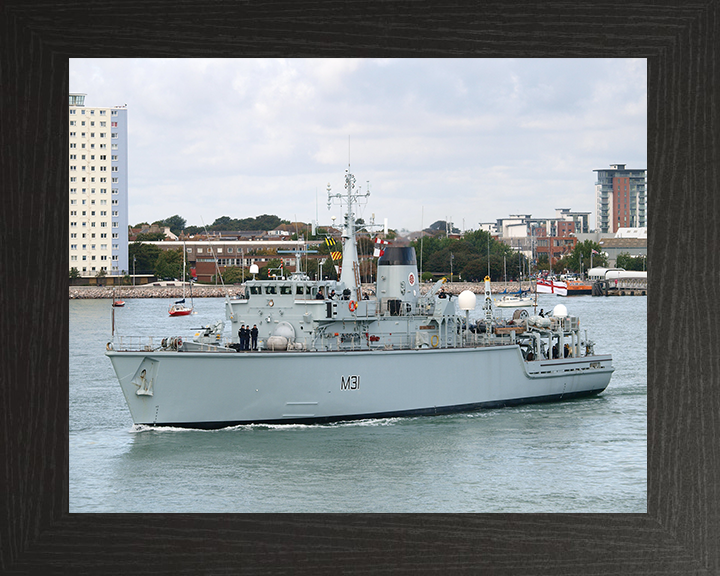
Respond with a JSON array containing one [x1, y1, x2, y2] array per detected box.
[[169, 244, 194, 316], [495, 294, 534, 308]]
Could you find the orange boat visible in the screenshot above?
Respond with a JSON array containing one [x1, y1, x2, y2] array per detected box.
[[564, 279, 593, 296]]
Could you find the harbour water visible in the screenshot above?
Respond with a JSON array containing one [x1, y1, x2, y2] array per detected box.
[[70, 294, 646, 513]]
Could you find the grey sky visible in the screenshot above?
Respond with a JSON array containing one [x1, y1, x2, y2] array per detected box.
[[69, 58, 646, 233]]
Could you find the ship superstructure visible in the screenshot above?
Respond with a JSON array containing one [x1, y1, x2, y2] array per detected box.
[[106, 168, 613, 428]]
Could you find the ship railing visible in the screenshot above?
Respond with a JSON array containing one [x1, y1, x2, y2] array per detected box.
[[462, 331, 517, 348], [545, 316, 580, 332], [307, 329, 518, 352], [109, 335, 170, 352]]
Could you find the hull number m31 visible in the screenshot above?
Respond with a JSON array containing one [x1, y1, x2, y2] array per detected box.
[[341, 375, 360, 390]]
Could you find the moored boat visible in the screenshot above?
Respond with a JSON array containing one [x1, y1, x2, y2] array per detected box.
[[106, 168, 613, 428], [494, 294, 534, 308], [168, 299, 192, 316], [564, 279, 593, 296], [168, 244, 194, 316]]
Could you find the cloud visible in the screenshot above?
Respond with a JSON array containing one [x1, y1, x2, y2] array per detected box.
[[69, 58, 647, 231]]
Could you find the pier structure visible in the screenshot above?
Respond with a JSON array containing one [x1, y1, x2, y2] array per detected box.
[[591, 278, 647, 296]]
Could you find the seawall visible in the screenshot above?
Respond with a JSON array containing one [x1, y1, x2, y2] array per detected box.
[[69, 282, 531, 299]]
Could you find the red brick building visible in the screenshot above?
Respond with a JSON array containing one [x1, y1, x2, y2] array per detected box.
[[533, 221, 577, 267]]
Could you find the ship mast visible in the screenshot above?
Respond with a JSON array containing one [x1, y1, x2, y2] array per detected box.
[[327, 167, 369, 302]]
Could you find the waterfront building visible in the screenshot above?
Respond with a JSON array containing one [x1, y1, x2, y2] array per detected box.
[[596, 236, 647, 268], [594, 164, 647, 233], [140, 239, 311, 283], [492, 211, 586, 269], [69, 93, 129, 278]]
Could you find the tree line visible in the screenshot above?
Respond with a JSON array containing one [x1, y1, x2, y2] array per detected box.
[[411, 230, 618, 281], [132, 214, 291, 237], [125, 213, 643, 282]]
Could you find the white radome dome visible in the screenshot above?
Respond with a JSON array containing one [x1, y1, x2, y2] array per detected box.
[[553, 304, 568, 317], [458, 290, 477, 311]]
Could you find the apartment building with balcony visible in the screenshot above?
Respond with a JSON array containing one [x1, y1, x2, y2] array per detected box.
[[594, 164, 647, 234], [69, 93, 129, 277]]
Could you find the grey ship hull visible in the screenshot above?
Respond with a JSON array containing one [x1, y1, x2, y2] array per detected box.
[[107, 346, 613, 429]]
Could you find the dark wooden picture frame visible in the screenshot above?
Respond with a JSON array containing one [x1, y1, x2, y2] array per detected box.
[[1, 2, 715, 573]]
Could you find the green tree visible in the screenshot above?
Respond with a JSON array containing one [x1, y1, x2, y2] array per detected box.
[[616, 252, 647, 271], [412, 229, 522, 281], [69, 267, 79, 279], [550, 240, 609, 275], [569, 240, 605, 273], [461, 258, 489, 282], [159, 215, 187, 236], [552, 255, 571, 275], [536, 254, 550, 272], [184, 225, 203, 236], [206, 214, 289, 232], [221, 266, 246, 284], [129, 242, 162, 274], [211, 216, 234, 229], [154, 248, 183, 279]]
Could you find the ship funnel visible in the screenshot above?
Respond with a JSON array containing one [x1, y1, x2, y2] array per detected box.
[[376, 246, 419, 314]]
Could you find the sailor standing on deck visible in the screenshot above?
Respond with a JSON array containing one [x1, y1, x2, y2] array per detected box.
[[251, 325, 258, 350], [238, 325, 247, 350]]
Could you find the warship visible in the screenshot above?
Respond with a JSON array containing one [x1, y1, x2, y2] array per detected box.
[[106, 168, 614, 429]]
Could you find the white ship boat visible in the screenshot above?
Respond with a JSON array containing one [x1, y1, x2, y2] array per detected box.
[[106, 168, 613, 429], [494, 294, 534, 308], [168, 245, 194, 316]]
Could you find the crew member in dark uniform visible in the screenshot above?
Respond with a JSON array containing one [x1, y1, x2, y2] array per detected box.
[[251, 325, 258, 350]]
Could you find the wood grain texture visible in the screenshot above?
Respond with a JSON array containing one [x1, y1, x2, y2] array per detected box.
[[1, 1, 716, 573]]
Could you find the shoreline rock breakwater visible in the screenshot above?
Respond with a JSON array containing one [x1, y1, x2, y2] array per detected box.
[[70, 285, 233, 299], [70, 282, 535, 300]]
